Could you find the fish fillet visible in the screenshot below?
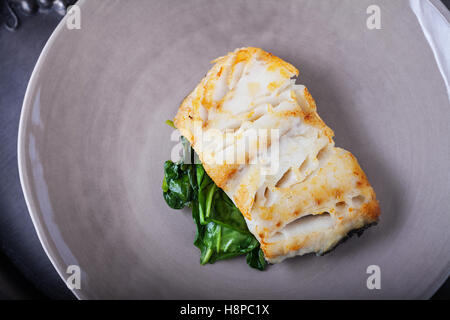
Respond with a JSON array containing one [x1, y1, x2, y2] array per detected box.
[[174, 47, 380, 263]]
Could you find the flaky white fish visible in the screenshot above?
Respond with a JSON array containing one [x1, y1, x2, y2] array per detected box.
[[174, 47, 380, 263]]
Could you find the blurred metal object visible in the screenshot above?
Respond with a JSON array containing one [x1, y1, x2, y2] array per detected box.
[[1, 0, 19, 31], [52, 0, 68, 16], [9, 0, 38, 15], [0, 0, 76, 31], [37, 0, 52, 9]]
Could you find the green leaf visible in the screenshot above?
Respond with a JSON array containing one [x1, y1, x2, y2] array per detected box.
[[192, 163, 260, 265], [246, 247, 267, 271], [209, 190, 250, 234], [162, 176, 169, 193], [161, 137, 268, 270], [197, 221, 259, 265], [165, 119, 176, 128], [162, 160, 194, 209]]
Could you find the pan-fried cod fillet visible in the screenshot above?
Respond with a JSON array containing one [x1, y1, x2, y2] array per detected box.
[[174, 47, 380, 264]]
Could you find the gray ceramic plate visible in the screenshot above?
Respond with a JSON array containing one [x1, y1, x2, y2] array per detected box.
[[18, 0, 450, 299]]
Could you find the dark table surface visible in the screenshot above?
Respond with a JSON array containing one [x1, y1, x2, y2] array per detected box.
[[0, 1, 449, 300]]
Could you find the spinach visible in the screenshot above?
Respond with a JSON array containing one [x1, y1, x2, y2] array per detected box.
[[193, 164, 262, 266], [162, 134, 267, 270], [162, 160, 194, 209], [165, 119, 176, 128]]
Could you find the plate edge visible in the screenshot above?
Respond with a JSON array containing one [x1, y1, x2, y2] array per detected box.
[[17, 0, 89, 301]]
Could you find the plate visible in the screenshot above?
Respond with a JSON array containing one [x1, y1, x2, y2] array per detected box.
[[18, 0, 450, 299]]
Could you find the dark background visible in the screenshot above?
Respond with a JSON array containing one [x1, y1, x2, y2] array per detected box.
[[0, 1, 449, 300]]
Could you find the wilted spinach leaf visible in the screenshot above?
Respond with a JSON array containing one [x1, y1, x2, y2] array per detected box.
[[246, 246, 267, 271], [210, 191, 250, 234], [197, 221, 260, 264], [162, 135, 267, 270], [191, 164, 266, 269], [165, 119, 176, 128], [162, 160, 194, 209]]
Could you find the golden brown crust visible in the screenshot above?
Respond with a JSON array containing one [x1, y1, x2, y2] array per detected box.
[[302, 88, 335, 142], [258, 148, 380, 261]]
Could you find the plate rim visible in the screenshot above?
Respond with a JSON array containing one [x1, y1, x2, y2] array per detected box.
[[17, 0, 89, 300]]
